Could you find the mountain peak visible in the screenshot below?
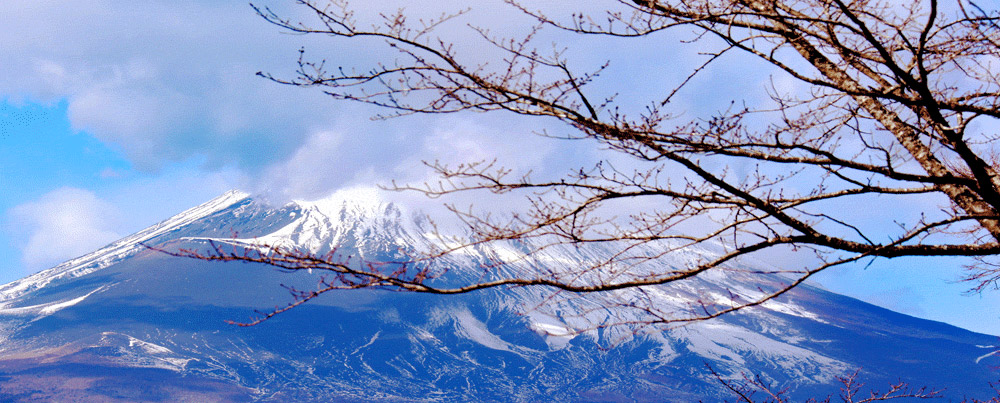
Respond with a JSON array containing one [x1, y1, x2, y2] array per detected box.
[[204, 186, 409, 256], [292, 186, 387, 213]]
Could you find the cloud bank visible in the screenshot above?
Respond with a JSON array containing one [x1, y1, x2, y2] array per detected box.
[[1, 0, 338, 171]]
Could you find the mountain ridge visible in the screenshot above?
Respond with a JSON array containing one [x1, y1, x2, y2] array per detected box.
[[0, 189, 997, 401]]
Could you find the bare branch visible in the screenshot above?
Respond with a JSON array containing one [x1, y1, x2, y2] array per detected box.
[[183, 0, 1000, 332]]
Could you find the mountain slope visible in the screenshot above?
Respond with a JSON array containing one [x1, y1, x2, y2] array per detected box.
[[0, 189, 997, 401]]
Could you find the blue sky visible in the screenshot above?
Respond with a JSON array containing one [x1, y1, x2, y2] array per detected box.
[[2, 0, 998, 335]]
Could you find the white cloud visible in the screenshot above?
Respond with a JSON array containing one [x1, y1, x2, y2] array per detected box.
[[0, 0, 703, 177], [0, 0, 333, 170], [421, 118, 552, 168], [258, 130, 348, 201], [7, 188, 122, 271], [0, 0, 739, 199]]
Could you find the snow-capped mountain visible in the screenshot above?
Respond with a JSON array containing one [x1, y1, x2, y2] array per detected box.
[[0, 189, 997, 401]]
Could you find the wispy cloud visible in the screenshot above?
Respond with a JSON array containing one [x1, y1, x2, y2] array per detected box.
[[6, 187, 121, 271]]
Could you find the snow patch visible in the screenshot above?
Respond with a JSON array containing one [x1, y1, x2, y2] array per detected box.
[[527, 315, 576, 350], [0, 285, 109, 317], [450, 307, 518, 353], [96, 332, 195, 371], [679, 321, 848, 382], [976, 346, 1000, 364], [761, 299, 825, 322], [352, 331, 381, 355]]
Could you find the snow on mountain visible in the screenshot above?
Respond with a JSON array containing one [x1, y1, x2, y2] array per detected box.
[[0, 190, 252, 303], [0, 189, 997, 401]]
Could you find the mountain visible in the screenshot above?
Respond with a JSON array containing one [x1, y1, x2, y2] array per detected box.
[[0, 189, 997, 402]]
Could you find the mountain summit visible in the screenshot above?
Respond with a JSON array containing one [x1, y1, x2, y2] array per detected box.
[[0, 190, 997, 401]]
